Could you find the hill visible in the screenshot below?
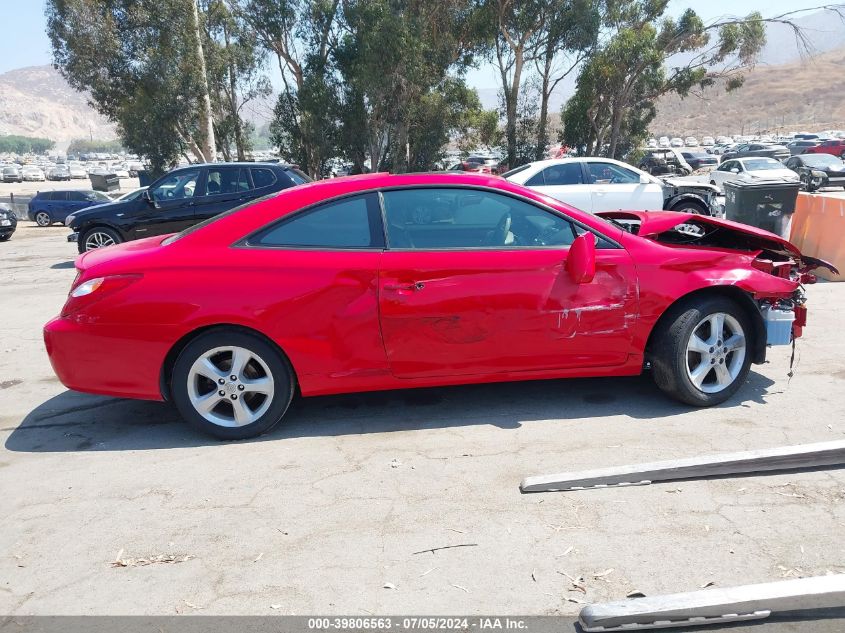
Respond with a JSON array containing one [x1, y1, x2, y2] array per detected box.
[[0, 66, 116, 148], [651, 46, 845, 137]]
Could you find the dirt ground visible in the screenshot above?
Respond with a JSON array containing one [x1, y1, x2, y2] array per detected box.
[[1, 223, 844, 629]]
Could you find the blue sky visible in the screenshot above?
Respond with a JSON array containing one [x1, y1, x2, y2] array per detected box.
[[0, 0, 833, 81]]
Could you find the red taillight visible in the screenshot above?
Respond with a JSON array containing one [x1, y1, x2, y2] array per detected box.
[[61, 274, 142, 316]]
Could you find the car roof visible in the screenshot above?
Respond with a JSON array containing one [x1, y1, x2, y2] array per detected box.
[[174, 161, 296, 169]]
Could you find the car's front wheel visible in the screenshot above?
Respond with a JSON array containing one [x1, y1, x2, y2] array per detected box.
[[171, 329, 295, 440], [651, 296, 752, 406], [34, 211, 51, 226], [80, 227, 122, 252]]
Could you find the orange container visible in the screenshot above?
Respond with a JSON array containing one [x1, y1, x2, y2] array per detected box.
[[789, 193, 845, 282]]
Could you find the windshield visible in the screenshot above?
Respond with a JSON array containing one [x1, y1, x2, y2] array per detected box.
[[744, 158, 783, 171], [802, 154, 841, 167]]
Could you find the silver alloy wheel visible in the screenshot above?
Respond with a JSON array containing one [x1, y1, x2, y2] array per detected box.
[[187, 345, 275, 428], [685, 312, 746, 394], [84, 231, 116, 250], [35, 212, 50, 226]]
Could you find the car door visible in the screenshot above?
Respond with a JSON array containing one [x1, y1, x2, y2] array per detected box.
[[585, 161, 664, 212], [523, 162, 593, 212], [192, 166, 252, 222], [130, 168, 202, 239], [378, 187, 638, 378]]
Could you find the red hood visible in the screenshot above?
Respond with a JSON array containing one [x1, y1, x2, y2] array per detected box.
[[596, 210, 838, 275], [596, 210, 801, 256]]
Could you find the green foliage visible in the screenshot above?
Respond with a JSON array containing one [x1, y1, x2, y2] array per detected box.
[[67, 139, 124, 154], [563, 1, 766, 158], [0, 135, 55, 154], [46, 0, 207, 172]]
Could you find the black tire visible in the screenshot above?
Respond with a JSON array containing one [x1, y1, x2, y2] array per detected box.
[[651, 296, 753, 407], [34, 211, 52, 227], [0, 234, 10, 242], [669, 200, 708, 214], [801, 173, 819, 193], [171, 329, 295, 440], [79, 226, 122, 253]]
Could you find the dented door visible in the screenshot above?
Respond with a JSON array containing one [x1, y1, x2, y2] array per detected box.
[[378, 248, 638, 378]]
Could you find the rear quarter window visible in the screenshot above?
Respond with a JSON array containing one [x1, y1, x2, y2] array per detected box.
[[251, 168, 277, 189]]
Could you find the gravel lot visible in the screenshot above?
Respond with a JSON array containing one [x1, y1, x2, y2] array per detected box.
[[1, 222, 844, 628]]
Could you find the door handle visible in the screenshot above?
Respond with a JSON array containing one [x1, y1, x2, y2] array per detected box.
[[384, 281, 425, 291]]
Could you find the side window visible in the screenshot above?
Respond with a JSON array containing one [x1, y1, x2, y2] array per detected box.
[[251, 168, 277, 189], [541, 163, 583, 186], [51, 191, 68, 201], [151, 169, 200, 201], [382, 187, 579, 249], [524, 170, 545, 186], [40, 192, 54, 201], [587, 162, 638, 184], [719, 161, 734, 172], [250, 193, 383, 249], [205, 167, 249, 196], [68, 192, 87, 202]]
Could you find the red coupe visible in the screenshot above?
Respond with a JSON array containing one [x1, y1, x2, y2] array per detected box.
[[44, 172, 834, 439]]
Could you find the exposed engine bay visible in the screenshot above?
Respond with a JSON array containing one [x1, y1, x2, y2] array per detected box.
[[597, 210, 840, 344]]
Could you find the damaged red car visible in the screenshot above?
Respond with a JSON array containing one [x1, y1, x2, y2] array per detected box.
[[44, 173, 836, 439]]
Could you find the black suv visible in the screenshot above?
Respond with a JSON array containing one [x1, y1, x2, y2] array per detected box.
[[67, 162, 310, 252]]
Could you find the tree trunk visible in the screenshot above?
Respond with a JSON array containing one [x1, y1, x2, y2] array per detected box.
[[535, 53, 552, 161], [223, 22, 246, 161], [504, 51, 523, 169], [190, 0, 216, 163]]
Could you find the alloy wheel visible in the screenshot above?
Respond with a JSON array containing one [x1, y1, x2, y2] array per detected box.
[[186, 346, 275, 428], [84, 231, 116, 250], [35, 212, 50, 226], [685, 312, 747, 394]]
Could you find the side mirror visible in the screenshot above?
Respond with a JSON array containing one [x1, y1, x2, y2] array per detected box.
[[730, 168, 739, 173], [566, 232, 596, 284], [639, 173, 650, 184]]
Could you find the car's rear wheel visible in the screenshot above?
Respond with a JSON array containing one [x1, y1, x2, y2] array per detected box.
[[651, 296, 752, 406], [34, 211, 51, 226], [81, 227, 121, 252], [171, 329, 295, 440]]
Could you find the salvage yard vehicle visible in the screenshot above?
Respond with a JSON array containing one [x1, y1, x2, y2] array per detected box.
[[0, 206, 17, 241], [2, 166, 22, 183], [43, 172, 834, 440], [504, 157, 719, 215], [680, 150, 718, 171], [638, 148, 693, 176], [800, 138, 845, 159], [786, 154, 845, 191], [709, 157, 799, 191], [27, 190, 112, 226], [66, 162, 310, 252], [721, 143, 790, 163]]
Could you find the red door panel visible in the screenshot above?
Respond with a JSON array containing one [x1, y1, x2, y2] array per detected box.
[[379, 248, 638, 378]]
